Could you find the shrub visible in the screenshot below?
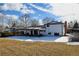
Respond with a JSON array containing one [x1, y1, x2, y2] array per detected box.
[[1, 31, 14, 37], [48, 32, 51, 35]]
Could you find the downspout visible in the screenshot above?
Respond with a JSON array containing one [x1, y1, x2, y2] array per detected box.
[[64, 21, 67, 36]]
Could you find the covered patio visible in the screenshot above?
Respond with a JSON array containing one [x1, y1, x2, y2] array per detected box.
[[26, 27, 45, 36]]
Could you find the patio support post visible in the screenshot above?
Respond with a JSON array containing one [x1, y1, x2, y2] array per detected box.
[[33, 30, 34, 35], [29, 30, 31, 35], [64, 21, 67, 36], [38, 30, 40, 35]]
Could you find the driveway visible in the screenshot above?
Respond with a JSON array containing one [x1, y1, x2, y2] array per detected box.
[[6, 35, 69, 42]]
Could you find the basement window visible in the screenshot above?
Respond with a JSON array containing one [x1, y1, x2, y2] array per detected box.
[[54, 33, 59, 36], [48, 32, 51, 35]]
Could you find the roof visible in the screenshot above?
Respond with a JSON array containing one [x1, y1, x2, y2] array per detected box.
[[29, 25, 45, 28], [10, 21, 64, 30], [14, 26, 45, 30], [44, 21, 64, 25], [27, 27, 45, 30]]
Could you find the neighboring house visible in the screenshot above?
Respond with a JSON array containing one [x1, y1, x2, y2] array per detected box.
[[0, 25, 8, 32], [0, 25, 4, 32], [0, 25, 9, 36], [9, 21, 67, 36]]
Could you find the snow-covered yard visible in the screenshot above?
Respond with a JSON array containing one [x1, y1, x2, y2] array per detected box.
[[6, 35, 69, 42]]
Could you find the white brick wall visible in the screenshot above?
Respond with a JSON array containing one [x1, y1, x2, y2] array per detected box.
[[45, 24, 64, 36]]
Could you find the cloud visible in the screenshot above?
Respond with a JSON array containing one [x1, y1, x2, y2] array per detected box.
[[49, 3, 79, 22], [0, 13, 18, 20], [6, 14, 18, 20], [51, 4, 77, 16], [29, 4, 52, 13], [39, 19, 43, 25], [21, 6, 35, 14], [0, 3, 23, 11], [0, 3, 35, 14], [0, 13, 17, 26], [0, 13, 4, 17]]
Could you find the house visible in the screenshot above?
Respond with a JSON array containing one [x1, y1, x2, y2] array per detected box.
[[44, 21, 67, 36], [9, 21, 67, 36]]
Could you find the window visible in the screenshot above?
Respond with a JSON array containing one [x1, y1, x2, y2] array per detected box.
[[21, 31, 24, 34], [47, 24, 49, 27], [54, 33, 59, 36], [11, 28, 16, 32], [48, 32, 51, 35]]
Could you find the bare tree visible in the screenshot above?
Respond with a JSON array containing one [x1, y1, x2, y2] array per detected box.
[[42, 17, 55, 24], [68, 20, 79, 29], [19, 14, 31, 28], [73, 21, 79, 28], [7, 17, 12, 28], [68, 21, 74, 28], [0, 13, 5, 26], [30, 19, 39, 26]]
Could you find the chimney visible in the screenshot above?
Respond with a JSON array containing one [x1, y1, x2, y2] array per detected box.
[[64, 21, 67, 36]]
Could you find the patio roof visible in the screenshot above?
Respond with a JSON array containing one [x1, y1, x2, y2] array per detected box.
[[15, 26, 45, 30], [27, 27, 45, 30]]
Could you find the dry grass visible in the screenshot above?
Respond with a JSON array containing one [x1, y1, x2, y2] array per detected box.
[[0, 38, 79, 56]]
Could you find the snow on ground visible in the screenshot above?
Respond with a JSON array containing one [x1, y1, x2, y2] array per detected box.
[[6, 35, 69, 42], [67, 42, 79, 45], [54, 36, 69, 42]]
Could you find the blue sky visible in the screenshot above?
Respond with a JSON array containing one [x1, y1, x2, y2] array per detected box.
[[1, 3, 79, 23], [0, 3, 59, 21]]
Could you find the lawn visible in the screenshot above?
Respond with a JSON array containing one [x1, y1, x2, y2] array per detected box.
[[0, 38, 79, 56]]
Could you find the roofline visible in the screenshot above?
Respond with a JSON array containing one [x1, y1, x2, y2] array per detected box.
[[44, 22, 64, 25]]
